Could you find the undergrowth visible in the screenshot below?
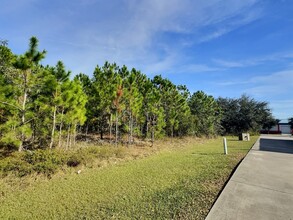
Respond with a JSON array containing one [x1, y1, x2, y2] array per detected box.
[[0, 144, 130, 177]]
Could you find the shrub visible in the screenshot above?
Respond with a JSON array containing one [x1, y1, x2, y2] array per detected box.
[[0, 157, 33, 177], [0, 150, 69, 177], [0, 145, 130, 177], [33, 161, 59, 176], [23, 150, 66, 165]]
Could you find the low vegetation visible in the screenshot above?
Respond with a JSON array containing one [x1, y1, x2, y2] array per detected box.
[[0, 140, 154, 178], [0, 136, 257, 219]]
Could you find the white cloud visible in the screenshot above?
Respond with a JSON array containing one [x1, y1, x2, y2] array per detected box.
[[213, 59, 246, 68], [244, 70, 293, 98], [1, 0, 264, 75], [216, 69, 293, 91], [214, 70, 293, 119], [214, 51, 293, 69]]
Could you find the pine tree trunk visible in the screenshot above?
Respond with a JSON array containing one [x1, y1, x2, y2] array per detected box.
[[85, 122, 89, 141], [146, 113, 149, 138], [66, 125, 71, 150], [128, 112, 131, 145], [109, 114, 112, 141], [49, 105, 57, 149], [19, 89, 27, 152], [115, 111, 118, 146], [151, 126, 154, 147], [100, 119, 103, 139], [129, 112, 133, 144], [73, 124, 77, 146], [58, 108, 64, 148]]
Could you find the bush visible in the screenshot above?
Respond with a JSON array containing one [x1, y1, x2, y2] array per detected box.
[[33, 161, 59, 176], [23, 150, 66, 165], [0, 150, 68, 177], [0, 157, 33, 177], [0, 145, 129, 177]]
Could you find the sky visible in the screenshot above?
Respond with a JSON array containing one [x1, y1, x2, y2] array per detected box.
[[1, 0, 293, 121]]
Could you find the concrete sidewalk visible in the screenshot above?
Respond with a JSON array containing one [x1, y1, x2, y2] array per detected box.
[[206, 135, 293, 220]]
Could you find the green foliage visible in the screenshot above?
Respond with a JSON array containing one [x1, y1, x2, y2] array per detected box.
[[217, 95, 275, 135], [0, 38, 89, 150], [152, 75, 190, 137], [0, 37, 47, 151], [23, 150, 65, 165], [0, 154, 33, 177], [0, 150, 66, 177], [0, 36, 276, 151], [262, 116, 278, 131], [189, 91, 220, 137]]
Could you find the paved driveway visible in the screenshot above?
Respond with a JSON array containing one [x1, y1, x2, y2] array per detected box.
[[206, 135, 293, 220]]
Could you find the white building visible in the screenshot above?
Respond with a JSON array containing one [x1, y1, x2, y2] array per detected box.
[[270, 123, 292, 134]]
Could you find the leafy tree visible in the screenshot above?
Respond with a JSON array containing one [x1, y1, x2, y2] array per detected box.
[[217, 95, 274, 135], [261, 115, 278, 133]]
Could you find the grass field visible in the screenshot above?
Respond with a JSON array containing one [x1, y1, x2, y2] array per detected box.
[[0, 136, 258, 219]]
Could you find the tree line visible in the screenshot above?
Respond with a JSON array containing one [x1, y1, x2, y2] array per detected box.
[[0, 37, 277, 151]]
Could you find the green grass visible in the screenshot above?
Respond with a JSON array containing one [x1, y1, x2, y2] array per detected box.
[[0, 136, 258, 219]]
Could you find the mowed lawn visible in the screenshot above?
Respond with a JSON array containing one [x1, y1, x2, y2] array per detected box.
[[0, 136, 258, 219]]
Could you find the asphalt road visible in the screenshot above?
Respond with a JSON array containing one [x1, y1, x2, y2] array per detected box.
[[206, 135, 293, 220]]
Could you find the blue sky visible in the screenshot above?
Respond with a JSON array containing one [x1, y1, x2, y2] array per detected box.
[[1, 0, 293, 121]]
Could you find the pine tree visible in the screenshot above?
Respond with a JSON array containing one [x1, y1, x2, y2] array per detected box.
[[113, 73, 123, 145], [0, 37, 46, 151], [74, 73, 92, 139], [0, 43, 19, 147], [142, 78, 165, 145], [152, 75, 179, 137], [63, 79, 87, 149], [123, 68, 144, 144], [92, 62, 119, 140], [189, 91, 220, 137]]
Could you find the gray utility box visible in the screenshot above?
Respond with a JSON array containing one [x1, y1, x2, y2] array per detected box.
[[239, 133, 250, 141]]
